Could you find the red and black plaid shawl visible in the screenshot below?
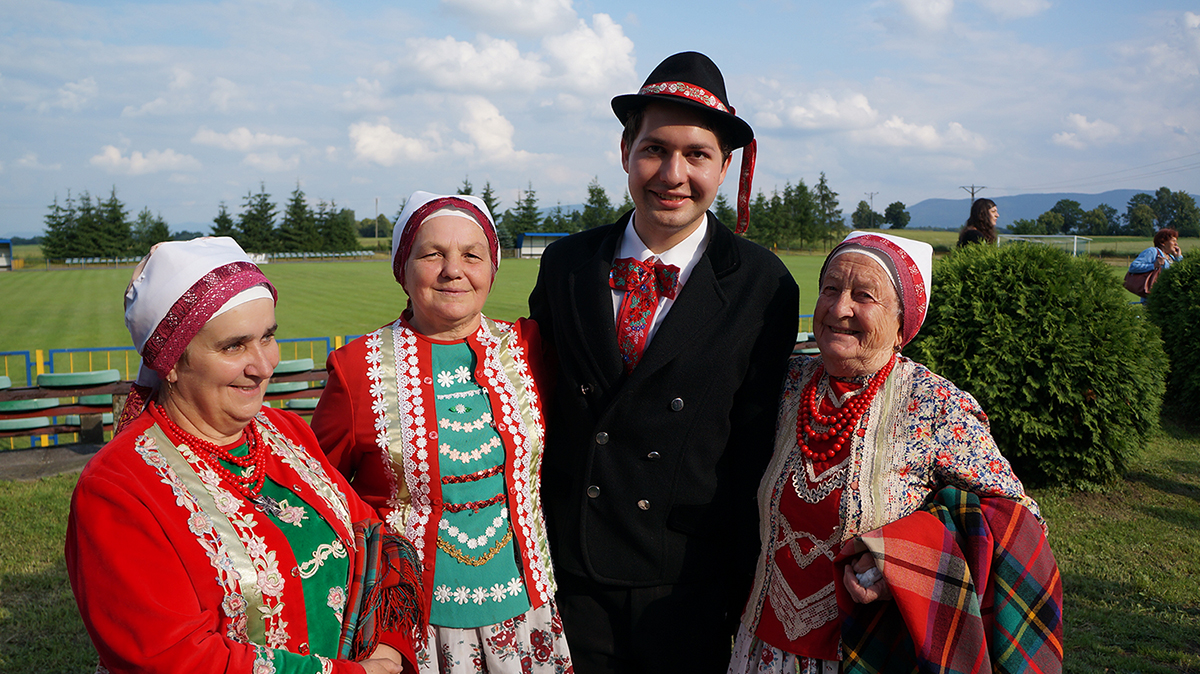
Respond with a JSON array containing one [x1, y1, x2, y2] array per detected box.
[[836, 487, 1063, 674], [338, 519, 427, 662]]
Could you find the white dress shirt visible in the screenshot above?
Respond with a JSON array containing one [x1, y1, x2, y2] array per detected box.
[[611, 213, 711, 350]]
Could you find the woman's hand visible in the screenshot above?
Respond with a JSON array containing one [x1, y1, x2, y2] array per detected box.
[[360, 643, 406, 674], [842, 552, 892, 603]]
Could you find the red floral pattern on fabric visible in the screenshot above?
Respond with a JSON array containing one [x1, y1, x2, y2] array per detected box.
[[639, 81, 731, 113], [608, 257, 680, 372]]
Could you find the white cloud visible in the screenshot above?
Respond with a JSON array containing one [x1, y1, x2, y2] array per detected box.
[[208, 77, 242, 112], [401, 35, 547, 92], [349, 119, 439, 166], [38, 77, 97, 113], [1052, 113, 1120, 149], [852, 117, 988, 151], [169, 67, 196, 91], [122, 74, 248, 117], [440, 0, 576, 36], [453, 96, 530, 161], [192, 127, 305, 152], [15, 152, 62, 170], [338, 77, 387, 113], [242, 152, 301, 172], [542, 14, 636, 93], [974, 0, 1049, 20], [895, 0, 955, 30], [89, 146, 201, 175], [755, 90, 879, 131]]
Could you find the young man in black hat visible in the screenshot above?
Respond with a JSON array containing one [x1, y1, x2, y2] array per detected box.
[[529, 52, 799, 672]]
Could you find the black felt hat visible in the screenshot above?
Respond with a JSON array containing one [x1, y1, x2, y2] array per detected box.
[[611, 51, 754, 149]]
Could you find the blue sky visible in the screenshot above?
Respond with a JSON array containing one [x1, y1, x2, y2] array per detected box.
[[2, 0, 1198, 238]]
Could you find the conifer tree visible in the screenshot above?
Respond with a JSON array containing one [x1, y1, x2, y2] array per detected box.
[[41, 192, 77, 260], [98, 187, 132, 256], [132, 207, 171, 256], [277, 183, 320, 252], [211, 202, 237, 238], [237, 184, 277, 253]]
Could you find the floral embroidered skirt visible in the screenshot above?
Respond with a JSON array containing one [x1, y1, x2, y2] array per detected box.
[[727, 622, 837, 674], [415, 601, 573, 673]]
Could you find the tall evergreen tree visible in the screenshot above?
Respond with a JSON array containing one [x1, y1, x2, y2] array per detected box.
[[788, 180, 820, 249], [580, 177, 615, 230], [713, 192, 737, 227], [211, 202, 237, 238], [458, 177, 474, 196], [277, 183, 321, 252], [814, 172, 844, 246], [98, 187, 132, 256], [317, 202, 359, 251], [746, 191, 777, 247], [506, 183, 541, 237], [238, 184, 277, 253], [41, 192, 78, 259], [480, 182, 501, 220], [131, 207, 171, 256], [618, 192, 634, 215], [73, 191, 104, 258]]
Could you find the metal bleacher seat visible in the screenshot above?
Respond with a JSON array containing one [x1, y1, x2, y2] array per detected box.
[[266, 358, 315, 395], [37, 369, 121, 388]]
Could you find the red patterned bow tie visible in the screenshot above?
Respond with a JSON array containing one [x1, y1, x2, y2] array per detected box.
[[609, 257, 681, 372]]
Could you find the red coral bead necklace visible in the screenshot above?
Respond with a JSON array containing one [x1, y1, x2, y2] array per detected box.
[[796, 354, 896, 462], [151, 401, 280, 514]]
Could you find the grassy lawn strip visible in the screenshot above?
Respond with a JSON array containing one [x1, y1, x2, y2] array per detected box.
[[1, 422, 1198, 671]]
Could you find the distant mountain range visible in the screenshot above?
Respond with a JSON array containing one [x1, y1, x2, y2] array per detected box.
[[905, 190, 1147, 230]]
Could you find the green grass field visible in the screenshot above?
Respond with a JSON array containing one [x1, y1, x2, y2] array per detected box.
[[0, 253, 834, 357]]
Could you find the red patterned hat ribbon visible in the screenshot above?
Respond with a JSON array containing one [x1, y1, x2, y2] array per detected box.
[[638, 81, 733, 114]]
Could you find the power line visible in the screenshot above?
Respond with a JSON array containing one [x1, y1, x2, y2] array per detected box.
[[960, 185, 986, 200]]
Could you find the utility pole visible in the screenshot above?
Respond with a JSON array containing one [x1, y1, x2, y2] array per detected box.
[[865, 191, 878, 228], [960, 185, 986, 200]]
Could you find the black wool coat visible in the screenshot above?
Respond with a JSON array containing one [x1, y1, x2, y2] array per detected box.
[[528, 211, 799, 588]]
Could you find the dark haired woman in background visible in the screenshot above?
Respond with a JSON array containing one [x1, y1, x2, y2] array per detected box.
[[957, 198, 998, 247]]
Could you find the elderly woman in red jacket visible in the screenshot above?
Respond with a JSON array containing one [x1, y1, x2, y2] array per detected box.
[[312, 192, 571, 673], [66, 237, 423, 674]]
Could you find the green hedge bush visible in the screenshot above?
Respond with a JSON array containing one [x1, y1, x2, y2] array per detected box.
[[909, 243, 1166, 488], [1146, 253, 1200, 416]]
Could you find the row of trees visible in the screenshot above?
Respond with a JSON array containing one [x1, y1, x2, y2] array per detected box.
[[456, 173, 868, 251], [1009, 188, 1200, 238], [42, 189, 185, 259], [40, 172, 894, 258], [41, 184, 365, 259], [209, 183, 361, 253]]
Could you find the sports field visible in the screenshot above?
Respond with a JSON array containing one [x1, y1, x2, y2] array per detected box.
[[0, 229, 1177, 357], [0, 253, 833, 356]]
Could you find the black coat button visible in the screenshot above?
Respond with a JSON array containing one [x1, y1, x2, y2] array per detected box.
[[580, 383, 593, 395], [596, 432, 609, 445], [647, 451, 661, 460], [587, 485, 600, 498], [670, 398, 684, 411]]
